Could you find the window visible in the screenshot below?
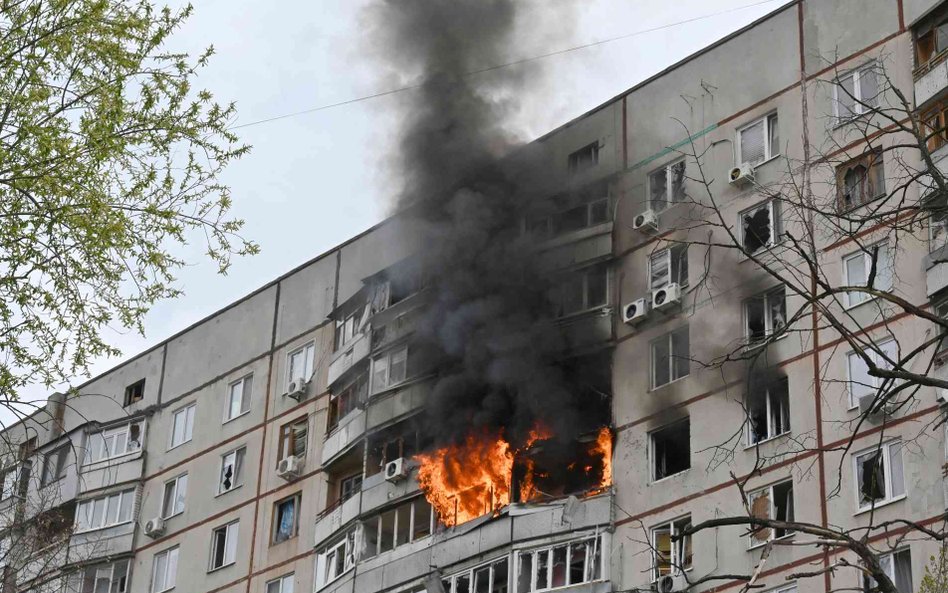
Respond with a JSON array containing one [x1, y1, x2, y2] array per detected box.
[[168, 404, 195, 450], [744, 285, 787, 346], [847, 337, 898, 408], [923, 100, 948, 152], [650, 419, 690, 481], [567, 142, 599, 174], [837, 151, 885, 211], [286, 342, 316, 387], [835, 63, 879, 121], [272, 493, 300, 544], [551, 198, 610, 234], [739, 199, 780, 255], [854, 440, 905, 511], [843, 243, 893, 308], [372, 345, 408, 393], [552, 264, 608, 317], [224, 374, 252, 422], [314, 529, 356, 589], [916, 13, 948, 68], [650, 326, 690, 389], [334, 306, 365, 352], [152, 547, 178, 593], [42, 445, 69, 486], [651, 517, 692, 580], [516, 535, 602, 592], [266, 574, 294, 593], [75, 488, 135, 532], [648, 245, 688, 291], [747, 377, 790, 445], [748, 481, 794, 547], [864, 548, 913, 592], [78, 559, 129, 593], [443, 556, 508, 593], [278, 417, 308, 462], [85, 421, 143, 465], [0, 463, 18, 500], [328, 375, 367, 431], [340, 473, 362, 503], [161, 474, 188, 519], [361, 497, 434, 559], [649, 160, 686, 211], [209, 520, 239, 570], [124, 379, 145, 407], [218, 446, 246, 494], [738, 113, 779, 166]]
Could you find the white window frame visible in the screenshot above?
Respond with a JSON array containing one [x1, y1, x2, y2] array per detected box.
[[738, 199, 780, 255], [286, 342, 316, 388], [224, 374, 253, 423], [516, 534, 603, 592], [648, 245, 688, 291], [834, 61, 879, 122], [649, 418, 691, 482], [272, 493, 301, 544], [161, 473, 188, 519], [441, 556, 509, 593], [168, 404, 195, 450], [737, 112, 779, 166], [361, 496, 435, 559], [746, 377, 791, 445], [648, 158, 686, 211], [266, 574, 294, 593], [314, 529, 356, 589], [650, 516, 692, 581], [42, 444, 69, 485], [74, 488, 136, 533], [863, 548, 912, 593], [84, 421, 144, 465], [846, 337, 898, 409], [78, 559, 130, 593], [842, 242, 893, 308], [650, 326, 690, 389], [746, 480, 795, 548], [151, 546, 178, 593], [743, 285, 787, 347], [208, 520, 239, 571], [853, 440, 905, 512], [371, 345, 409, 393], [218, 446, 246, 495]]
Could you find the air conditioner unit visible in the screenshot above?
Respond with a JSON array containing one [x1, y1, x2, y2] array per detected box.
[[655, 573, 689, 593], [277, 455, 303, 480], [729, 163, 755, 186], [857, 394, 896, 424], [384, 457, 409, 482], [633, 209, 659, 234], [622, 298, 648, 325], [144, 517, 166, 538], [284, 379, 307, 402], [937, 389, 948, 406], [652, 283, 682, 311]]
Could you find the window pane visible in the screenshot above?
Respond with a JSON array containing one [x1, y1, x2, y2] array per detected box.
[[875, 244, 893, 292], [769, 287, 787, 334], [849, 352, 874, 406], [893, 549, 913, 592], [166, 548, 178, 588], [749, 490, 772, 543], [889, 442, 905, 498], [491, 558, 508, 593], [569, 542, 586, 585], [838, 73, 856, 118], [175, 475, 187, 515], [742, 203, 772, 254], [858, 451, 886, 506], [535, 550, 549, 589], [670, 161, 686, 203], [474, 566, 490, 593], [118, 491, 133, 523], [745, 296, 766, 343], [654, 528, 672, 578], [551, 546, 567, 588], [395, 503, 411, 547], [153, 553, 167, 591], [768, 114, 779, 158], [650, 250, 670, 291], [671, 327, 690, 381], [517, 554, 532, 593], [846, 253, 868, 306], [740, 120, 765, 165], [389, 349, 407, 385], [586, 266, 607, 308], [860, 67, 879, 109], [652, 337, 671, 388], [649, 168, 668, 211]]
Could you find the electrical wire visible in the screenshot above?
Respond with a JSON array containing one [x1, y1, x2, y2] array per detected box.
[[229, 0, 790, 130]]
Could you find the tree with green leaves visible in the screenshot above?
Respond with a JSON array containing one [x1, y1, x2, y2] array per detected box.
[[0, 0, 256, 402]]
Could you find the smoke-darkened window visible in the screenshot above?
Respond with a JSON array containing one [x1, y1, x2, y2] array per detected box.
[[747, 376, 790, 445], [743, 285, 787, 347], [648, 245, 688, 291], [739, 199, 780, 256], [567, 142, 599, 175], [650, 326, 689, 389], [651, 516, 692, 580], [748, 480, 794, 547], [648, 159, 686, 212], [551, 264, 608, 317], [650, 418, 690, 481]]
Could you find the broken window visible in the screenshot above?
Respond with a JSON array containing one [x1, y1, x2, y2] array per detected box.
[[552, 264, 608, 317], [748, 480, 794, 546], [218, 446, 246, 494], [916, 10, 948, 67], [161, 473, 188, 519], [650, 418, 690, 481], [168, 404, 195, 450], [567, 142, 599, 174], [123, 379, 145, 407], [738, 113, 779, 166], [847, 337, 898, 408], [0, 463, 17, 500], [278, 416, 308, 462], [272, 493, 300, 544], [209, 520, 239, 570], [739, 200, 780, 255], [648, 245, 688, 291], [837, 150, 885, 211], [328, 374, 367, 431], [42, 445, 69, 486], [863, 548, 913, 593], [747, 377, 790, 445], [650, 326, 690, 389], [372, 345, 409, 393], [78, 559, 129, 593], [85, 421, 143, 465], [649, 159, 686, 211], [843, 243, 893, 307], [360, 497, 434, 559], [75, 488, 135, 532], [152, 546, 179, 593], [286, 342, 316, 387], [314, 529, 356, 589], [744, 285, 787, 346], [266, 574, 294, 593], [835, 62, 879, 121], [517, 535, 602, 592], [651, 517, 692, 580], [855, 440, 904, 511], [224, 374, 253, 422]]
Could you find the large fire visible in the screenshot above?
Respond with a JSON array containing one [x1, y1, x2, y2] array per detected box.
[[415, 426, 612, 527]]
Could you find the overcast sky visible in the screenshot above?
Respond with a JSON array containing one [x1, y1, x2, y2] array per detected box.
[[8, 0, 791, 423]]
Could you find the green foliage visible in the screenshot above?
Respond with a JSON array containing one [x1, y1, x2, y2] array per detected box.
[[920, 545, 948, 593], [0, 0, 256, 399]]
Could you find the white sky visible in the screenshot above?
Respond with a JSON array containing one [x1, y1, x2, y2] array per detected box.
[[7, 0, 791, 424]]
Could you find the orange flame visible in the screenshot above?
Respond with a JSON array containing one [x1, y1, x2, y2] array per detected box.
[[590, 426, 613, 491]]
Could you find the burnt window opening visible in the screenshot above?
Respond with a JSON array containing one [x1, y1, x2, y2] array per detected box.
[[567, 142, 599, 174], [744, 285, 787, 346], [650, 419, 690, 481], [328, 374, 367, 432], [366, 423, 425, 477], [739, 200, 780, 255], [748, 480, 794, 546], [123, 379, 145, 407], [648, 245, 688, 291], [526, 184, 611, 240], [747, 376, 790, 445], [837, 150, 885, 212]]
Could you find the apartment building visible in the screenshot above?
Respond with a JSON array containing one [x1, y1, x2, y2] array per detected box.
[[0, 1, 946, 592]]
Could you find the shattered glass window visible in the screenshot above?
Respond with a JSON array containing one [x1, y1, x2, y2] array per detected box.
[[740, 201, 777, 255]]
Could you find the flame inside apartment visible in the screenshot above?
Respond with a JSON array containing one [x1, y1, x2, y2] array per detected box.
[[415, 426, 613, 527]]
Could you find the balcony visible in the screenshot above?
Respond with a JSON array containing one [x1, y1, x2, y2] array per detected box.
[[365, 378, 430, 433], [69, 521, 135, 561], [359, 462, 422, 516], [916, 52, 948, 109], [328, 331, 371, 387], [321, 408, 366, 466], [314, 491, 362, 548]]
